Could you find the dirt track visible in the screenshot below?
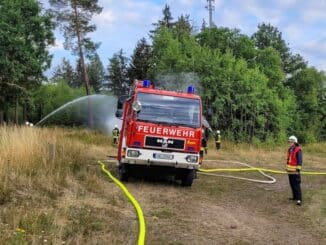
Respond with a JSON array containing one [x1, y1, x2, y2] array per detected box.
[[101, 159, 325, 245]]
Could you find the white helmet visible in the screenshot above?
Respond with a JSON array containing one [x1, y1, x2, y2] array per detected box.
[[114, 125, 118, 128], [288, 135, 298, 143], [216, 130, 220, 134]]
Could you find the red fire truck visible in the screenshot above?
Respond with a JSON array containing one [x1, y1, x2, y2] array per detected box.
[[116, 80, 203, 186]]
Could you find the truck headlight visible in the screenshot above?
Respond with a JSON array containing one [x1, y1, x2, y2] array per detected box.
[[127, 150, 140, 158], [186, 155, 198, 163]]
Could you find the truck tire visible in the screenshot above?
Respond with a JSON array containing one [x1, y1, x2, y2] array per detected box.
[[118, 163, 129, 181], [181, 169, 195, 187]]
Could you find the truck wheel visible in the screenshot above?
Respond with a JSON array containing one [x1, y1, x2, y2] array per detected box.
[[181, 169, 195, 187], [118, 163, 129, 181]]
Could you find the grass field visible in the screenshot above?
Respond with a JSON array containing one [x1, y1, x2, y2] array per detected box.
[[0, 126, 325, 244]]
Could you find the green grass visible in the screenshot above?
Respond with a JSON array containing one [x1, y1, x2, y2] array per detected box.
[[303, 142, 326, 156], [0, 126, 325, 244], [63, 205, 103, 239], [65, 129, 112, 146], [151, 207, 175, 219]]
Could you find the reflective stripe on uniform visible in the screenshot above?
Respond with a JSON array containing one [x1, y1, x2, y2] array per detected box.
[[286, 165, 301, 171]]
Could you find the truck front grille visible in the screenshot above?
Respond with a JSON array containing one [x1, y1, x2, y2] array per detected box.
[[145, 136, 185, 150]]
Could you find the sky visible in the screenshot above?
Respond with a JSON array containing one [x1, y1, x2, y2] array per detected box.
[[45, 0, 326, 76]]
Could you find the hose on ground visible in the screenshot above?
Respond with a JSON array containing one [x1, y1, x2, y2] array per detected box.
[[199, 160, 276, 184], [98, 161, 146, 245], [199, 160, 326, 183]]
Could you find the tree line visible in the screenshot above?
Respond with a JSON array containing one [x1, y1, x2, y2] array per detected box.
[[0, 2, 325, 143]]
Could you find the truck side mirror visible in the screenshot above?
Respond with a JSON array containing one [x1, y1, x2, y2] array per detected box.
[[132, 100, 142, 112], [115, 109, 123, 118]]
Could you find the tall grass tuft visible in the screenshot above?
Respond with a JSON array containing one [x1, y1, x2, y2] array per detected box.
[[0, 126, 113, 243], [0, 125, 55, 171], [0, 126, 110, 201]]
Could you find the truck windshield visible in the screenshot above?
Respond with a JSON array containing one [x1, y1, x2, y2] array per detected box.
[[136, 92, 201, 128]]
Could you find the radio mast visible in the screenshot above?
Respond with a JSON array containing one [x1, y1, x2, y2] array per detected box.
[[206, 0, 215, 28]]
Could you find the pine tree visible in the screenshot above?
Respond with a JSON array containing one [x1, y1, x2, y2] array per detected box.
[[252, 23, 307, 76], [49, 0, 102, 95], [107, 50, 129, 96], [52, 58, 79, 87], [150, 4, 174, 37], [88, 53, 105, 93], [128, 38, 152, 82], [74, 58, 84, 88], [201, 19, 207, 32], [161, 4, 174, 28], [173, 15, 192, 40]]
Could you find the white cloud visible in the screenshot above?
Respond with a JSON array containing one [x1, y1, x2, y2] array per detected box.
[[300, 39, 326, 59], [314, 59, 326, 72], [244, 1, 283, 26], [218, 8, 245, 29], [178, 0, 196, 7], [300, 1, 326, 23], [166, 0, 196, 7], [275, 0, 296, 8], [301, 8, 325, 24], [214, 0, 223, 9], [96, 0, 161, 26], [122, 11, 142, 24], [93, 10, 116, 27], [48, 39, 64, 52], [291, 37, 326, 71], [283, 24, 303, 42]]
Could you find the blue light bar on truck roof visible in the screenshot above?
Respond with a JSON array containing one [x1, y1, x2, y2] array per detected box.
[[187, 85, 195, 94], [143, 80, 151, 88]]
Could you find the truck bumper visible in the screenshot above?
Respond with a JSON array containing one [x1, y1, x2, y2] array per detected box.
[[120, 147, 200, 169]]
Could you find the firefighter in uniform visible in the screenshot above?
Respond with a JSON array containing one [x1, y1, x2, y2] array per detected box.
[[215, 130, 221, 150], [286, 135, 303, 206], [201, 126, 208, 155], [112, 125, 120, 145]]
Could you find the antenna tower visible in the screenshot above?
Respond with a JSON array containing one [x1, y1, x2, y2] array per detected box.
[[205, 0, 215, 28]]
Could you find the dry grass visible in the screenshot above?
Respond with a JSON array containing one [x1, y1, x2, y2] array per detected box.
[[206, 139, 326, 170], [0, 126, 123, 244], [0, 125, 54, 170], [0, 126, 325, 244]]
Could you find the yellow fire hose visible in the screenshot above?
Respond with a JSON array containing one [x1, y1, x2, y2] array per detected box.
[[198, 160, 326, 183], [199, 168, 326, 175], [98, 161, 146, 245], [199, 159, 326, 175], [98, 159, 325, 244]]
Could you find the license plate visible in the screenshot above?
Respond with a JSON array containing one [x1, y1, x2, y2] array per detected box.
[[153, 153, 174, 160]]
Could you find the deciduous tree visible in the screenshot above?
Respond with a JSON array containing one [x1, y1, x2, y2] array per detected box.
[[0, 0, 54, 124], [197, 27, 256, 61], [288, 68, 326, 141]]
